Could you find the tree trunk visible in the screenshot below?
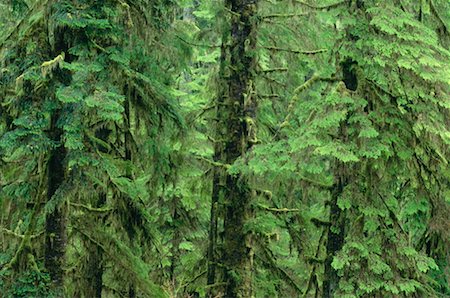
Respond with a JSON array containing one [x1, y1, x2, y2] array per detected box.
[[84, 192, 106, 298], [207, 18, 230, 291], [322, 177, 345, 298], [83, 126, 111, 297], [45, 111, 67, 293], [123, 91, 137, 298], [219, 1, 259, 297]]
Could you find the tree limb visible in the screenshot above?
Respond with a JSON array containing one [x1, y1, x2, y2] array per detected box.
[[262, 46, 327, 55], [295, 0, 346, 10], [70, 202, 113, 213]]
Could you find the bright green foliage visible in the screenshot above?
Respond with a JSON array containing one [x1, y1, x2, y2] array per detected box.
[[0, 0, 449, 297]]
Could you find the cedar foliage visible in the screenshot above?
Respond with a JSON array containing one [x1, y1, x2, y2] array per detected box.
[[0, 0, 449, 297]]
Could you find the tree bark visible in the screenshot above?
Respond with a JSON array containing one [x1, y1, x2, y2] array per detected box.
[[219, 1, 259, 297], [45, 111, 67, 293], [322, 177, 345, 298], [84, 191, 106, 298], [206, 42, 227, 294]]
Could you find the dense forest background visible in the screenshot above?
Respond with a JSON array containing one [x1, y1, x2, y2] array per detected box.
[[0, 0, 449, 297]]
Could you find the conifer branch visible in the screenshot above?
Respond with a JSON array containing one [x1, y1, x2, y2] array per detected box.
[[70, 202, 113, 213], [429, 0, 449, 33], [295, 0, 346, 10], [261, 13, 308, 19], [262, 46, 327, 55], [377, 193, 407, 235], [194, 155, 231, 170], [278, 74, 338, 131], [261, 75, 286, 86], [0, 227, 44, 239], [0, 0, 49, 49], [179, 270, 207, 289], [257, 244, 303, 293], [279, 73, 320, 128], [175, 35, 220, 49], [259, 94, 280, 98], [258, 205, 300, 213], [259, 67, 289, 73]]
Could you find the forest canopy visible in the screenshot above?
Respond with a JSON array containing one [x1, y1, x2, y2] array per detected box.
[[0, 0, 449, 297]]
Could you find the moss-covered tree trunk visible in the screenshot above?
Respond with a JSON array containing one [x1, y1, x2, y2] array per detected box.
[[83, 191, 107, 297], [322, 176, 345, 298], [206, 39, 227, 293], [218, 0, 259, 297], [323, 59, 356, 298], [44, 111, 67, 292]]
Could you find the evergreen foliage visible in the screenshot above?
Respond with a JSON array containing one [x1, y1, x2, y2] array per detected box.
[[0, 0, 449, 297]]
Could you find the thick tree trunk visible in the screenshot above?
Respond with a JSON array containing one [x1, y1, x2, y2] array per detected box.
[[45, 111, 67, 293], [207, 26, 229, 293], [219, 1, 259, 297]]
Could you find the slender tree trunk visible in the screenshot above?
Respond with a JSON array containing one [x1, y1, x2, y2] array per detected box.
[[123, 91, 136, 298], [83, 126, 110, 297], [45, 111, 67, 293], [322, 176, 345, 298], [170, 195, 181, 286], [219, 1, 259, 297], [322, 63, 354, 296], [84, 192, 106, 298], [206, 169, 220, 287]]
